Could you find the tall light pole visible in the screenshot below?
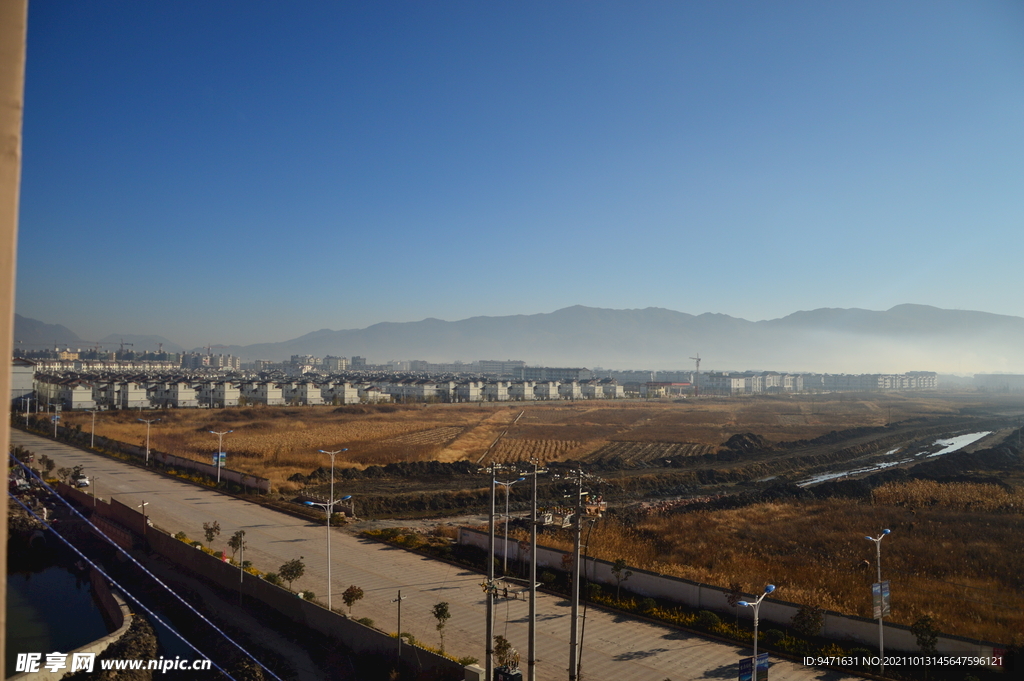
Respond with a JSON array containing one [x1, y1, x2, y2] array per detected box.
[[137, 501, 149, 538], [318, 448, 348, 513], [209, 429, 233, 483], [525, 461, 547, 681], [866, 529, 892, 673], [304, 495, 352, 612], [138, 418, 159, 465], [87, 409, 97, 448], [738, 583, 776, 679], [568, 474, 588, 681], [494, 476, 525, 574]]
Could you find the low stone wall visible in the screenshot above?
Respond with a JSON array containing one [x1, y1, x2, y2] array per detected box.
[[58, 485, 465, 679], [8, 580, 133, 681], [41, 423, 272, 492], [460, 527, 1004, 659], [146, 528, 465, 678]]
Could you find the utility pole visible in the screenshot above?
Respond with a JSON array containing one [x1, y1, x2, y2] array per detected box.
[[392, 590, 407, 675]]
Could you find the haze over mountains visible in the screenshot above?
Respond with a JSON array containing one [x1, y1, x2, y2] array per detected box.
[[15, 305, 1024, 374]]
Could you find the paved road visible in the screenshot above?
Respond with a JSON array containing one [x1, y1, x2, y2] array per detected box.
[[12, 430, 857, 681]]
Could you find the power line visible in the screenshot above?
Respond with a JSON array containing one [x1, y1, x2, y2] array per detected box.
[[8, 493, 236, 679], [10, 454, 285, 681]]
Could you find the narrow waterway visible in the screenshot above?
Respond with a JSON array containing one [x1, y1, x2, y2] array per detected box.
[[5, 564, 108, 678]]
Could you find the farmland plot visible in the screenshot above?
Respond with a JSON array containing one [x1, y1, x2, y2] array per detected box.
[[585, 441, 715, 468]]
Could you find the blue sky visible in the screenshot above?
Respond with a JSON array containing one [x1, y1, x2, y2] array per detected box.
[[16, 1, 1024, 349]]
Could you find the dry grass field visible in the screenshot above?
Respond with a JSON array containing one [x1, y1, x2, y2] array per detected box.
[[522, 479, 1024, 644], [54, 393, 1024, 644], [58, 393, 1011, 492]]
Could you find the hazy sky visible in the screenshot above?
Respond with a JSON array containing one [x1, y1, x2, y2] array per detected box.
[[15, 1, 1024, 349]]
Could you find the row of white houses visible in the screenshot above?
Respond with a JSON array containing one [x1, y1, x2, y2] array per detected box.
[[29, 374, 626, 410]]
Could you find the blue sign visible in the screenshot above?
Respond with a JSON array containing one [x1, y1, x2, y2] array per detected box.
[[739, 654, 768, 681], [212, 452, 226, 464]]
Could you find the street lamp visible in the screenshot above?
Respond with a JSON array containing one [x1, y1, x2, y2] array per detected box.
[[318, 448, 348, 513], [209, 429, 233, 484], [865, 529, 892, 672], [138, 418, 160, 465], [304, 495, 352, 611], [738, 583, 776, 677], [137, 501, 149, 538], [494, 476, 526, 574], [87, 409, 98, 448]]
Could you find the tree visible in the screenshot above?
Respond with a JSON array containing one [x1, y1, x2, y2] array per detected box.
[[726, 582, 744, 624], [611, 559, 633, 601], [494, 635, 519, 671], [228, 530, 247, 560], [203, 521, 221, 548], [44, 457, 56, 476], [791, 604, 824, 638], [342, 585, 364, 614], [56, 467, 73, 483], [278, 557, 305, 590], [432, 602, 451, 653], [911, 616, 939, 654]]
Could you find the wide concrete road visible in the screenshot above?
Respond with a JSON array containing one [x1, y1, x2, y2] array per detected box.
[[13, 430, 856, 681]]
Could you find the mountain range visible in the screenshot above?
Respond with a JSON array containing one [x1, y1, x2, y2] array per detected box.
[[14, 305, 1024, 374]]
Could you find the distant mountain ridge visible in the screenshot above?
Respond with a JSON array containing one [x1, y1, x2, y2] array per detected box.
[[15, 304, 1024, 373]]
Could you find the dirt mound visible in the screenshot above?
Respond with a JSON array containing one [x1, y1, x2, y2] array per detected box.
[[720, 433, 773, 454]]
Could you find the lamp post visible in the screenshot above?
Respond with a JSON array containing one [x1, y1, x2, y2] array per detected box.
[[209, 429, 233, 483], [87, 409, 98, 448], [138, 418, 159, 464], [304, 495, 352, 611], [738, 583, 776, 678], [318, 448, 348, 514], [525, 461, 547, 681], [494, 476, 525, 574], [137, 501, 149, 538], [865, 529, 892, 672]]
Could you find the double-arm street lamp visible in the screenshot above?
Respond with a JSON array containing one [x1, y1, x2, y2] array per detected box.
[[87, 409, 98, 448], [738, 583, 776, 675], [138, 418, 160, 464], [209, 429, 233, 483], [865, 529, 892, 672], [494, 476, 526, 574], [318, 448, 348, 509], [305, 494, 353, 611]]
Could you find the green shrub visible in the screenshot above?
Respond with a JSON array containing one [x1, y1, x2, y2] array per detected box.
[[639, 598, 657, 614], [264, 572, 283, 586], [355, 617, 375, 628], [301, 590, 316, 601], [457, 656, 479, 666], [762, 629, 785, 646], [696, 610, 722, 630], [540, 570, 556, 585]]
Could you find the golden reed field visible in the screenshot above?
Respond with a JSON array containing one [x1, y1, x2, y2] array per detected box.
[[60, 393, 976, 491], [58, 393, 1024, 644], [521, 479, 1024, 645]]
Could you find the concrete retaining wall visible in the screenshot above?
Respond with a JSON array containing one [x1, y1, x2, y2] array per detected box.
[[460, 527, 1004, 658], [59, 485, 465, 679], [146, 529, 464, 677], [8, 577, 133, 681], [45, 424, 272, 492]]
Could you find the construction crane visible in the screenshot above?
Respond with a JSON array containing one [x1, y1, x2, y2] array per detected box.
[[205, 344, 228, 355], [689, 353, 701, 398], [119, 338, 134, 353]]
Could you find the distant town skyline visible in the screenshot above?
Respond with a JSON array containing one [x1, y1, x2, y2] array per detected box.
[[15, 2, 1024, 349]]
